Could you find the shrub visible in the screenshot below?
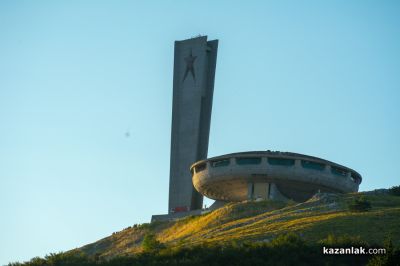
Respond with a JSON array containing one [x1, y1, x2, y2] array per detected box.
[[269, 233, 305, 248], [388, 185, 400, 196], [142, 233, 164, 252], [137, 223, 150, 230], [367, 238, 400, 266], [349, 196, 372, 212], [319, 234, 367, 247]]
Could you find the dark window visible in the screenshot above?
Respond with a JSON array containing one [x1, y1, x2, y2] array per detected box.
[[301, 160, 325, 171], [211, 159, 230, 167], [236, 157, 262, 165], [331, 166, 347, 176], [195, 163, 207, 173], [268, 157, 295, 166]]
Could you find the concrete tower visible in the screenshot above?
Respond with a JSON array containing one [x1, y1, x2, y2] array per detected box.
[[168, 36, 218, 214]]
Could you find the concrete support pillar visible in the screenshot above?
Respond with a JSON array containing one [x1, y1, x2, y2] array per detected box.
[[269, 183, 289, 201], [247, 182, 254, 200], [247, 182, 271, 200]]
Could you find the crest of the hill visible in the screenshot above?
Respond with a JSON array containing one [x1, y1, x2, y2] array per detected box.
[[77, 190, 400, 259]]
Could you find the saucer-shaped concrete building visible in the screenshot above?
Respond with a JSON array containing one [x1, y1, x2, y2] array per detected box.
[[191, 151, 362, 203]]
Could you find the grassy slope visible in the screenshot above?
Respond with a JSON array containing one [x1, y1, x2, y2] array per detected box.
[[78, 192, 400, 259]]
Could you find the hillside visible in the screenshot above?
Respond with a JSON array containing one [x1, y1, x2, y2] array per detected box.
[[78, 191, 400, 259]]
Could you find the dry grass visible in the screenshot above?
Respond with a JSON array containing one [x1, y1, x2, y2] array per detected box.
[[78, 192, 400, 258]]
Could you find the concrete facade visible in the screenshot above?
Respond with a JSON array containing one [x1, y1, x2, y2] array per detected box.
[[168, 36, 218, 214], [191, 151, 362, 203]]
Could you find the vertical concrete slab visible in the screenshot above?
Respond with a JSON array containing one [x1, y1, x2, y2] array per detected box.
[[168, 36, 218, 213]]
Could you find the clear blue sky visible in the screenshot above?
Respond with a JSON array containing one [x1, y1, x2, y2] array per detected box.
[[0, 0, 399, 264]]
